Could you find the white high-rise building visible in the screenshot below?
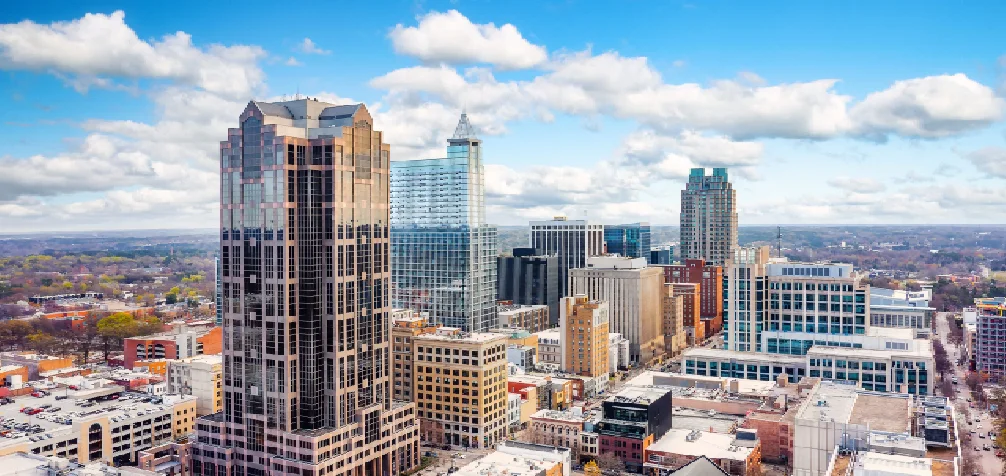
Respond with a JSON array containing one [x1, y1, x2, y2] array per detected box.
[[680, 167, 738, 265]]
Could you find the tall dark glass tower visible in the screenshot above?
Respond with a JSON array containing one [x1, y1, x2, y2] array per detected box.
[[193, 99, 419, 476]]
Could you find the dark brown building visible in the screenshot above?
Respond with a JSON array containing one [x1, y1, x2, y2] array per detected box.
[[657, 259, 723, 338], [668, 282, 702, 344]]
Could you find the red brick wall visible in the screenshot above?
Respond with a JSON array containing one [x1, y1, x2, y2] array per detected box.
[[743, 413, 791, 463], [197, 327, 223, 355], [123, 339, 179, 369], [661, 260, 723, 338]]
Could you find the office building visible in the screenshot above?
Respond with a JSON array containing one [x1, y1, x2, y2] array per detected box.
[[193, 99, 419, 476], [666, 282, 701, 347], [529, 217, 604, 298], [214, 257, 222, 326], [662, 285, 688, 356], [165, 355, 223, 416], [559, 295, 610, 395], [680, 168, 737, 266], [413, 328, 509, 448], [497, 304, 550, 334], [976, 308, 1006, 378], [390, 113, 498, 332], [596, 386, 674, 473], [658, 258, 724, 337], [497, 248, 560, 325], [391, 312, 440, 403], [608, 333, 630, 372], [603, 223, 651, 261], [723, 247, 771, 352], [569, 257, 664, 363], [649, 245, 674, 265], [534, 329, 563, 371], [870, 288, 935, 338]]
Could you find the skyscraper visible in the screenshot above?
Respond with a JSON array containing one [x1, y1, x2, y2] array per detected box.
[[529, 217, 604, 298], [390, 113, 498, 332], [603, 222, 651, 261], [497, 248, 560, 325], [193, 99, 419, 476], [680, 168, 738, 265], [214, 256, 223, 326]]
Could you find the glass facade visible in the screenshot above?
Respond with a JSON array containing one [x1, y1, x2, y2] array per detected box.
[[603, 223, 651, 262], [390, 114, 498, 332], [680, 168, 737, 265], [195, 99, 419, 476]]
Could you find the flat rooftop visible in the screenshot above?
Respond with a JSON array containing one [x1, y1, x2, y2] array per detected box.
[[647, 429, 753, 461], [413, 331, 506, 344], [852, 395, 912, 433], [682, 347, 805, 365], [0, 386, 194, 449], [455, 446, 562, 476], [627, 370, 778, 397], [807, 344, 932, 360], [671, 408, 740, 433], [610, 386, 671, 404]]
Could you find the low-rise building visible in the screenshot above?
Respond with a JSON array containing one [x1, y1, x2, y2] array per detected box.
[[499, 304, 550, 334], [454, 440, 571, 476], [643, 428, 761, 476], [596, 386, 673, 473], [508, 393, 524, 433], [535, 329, 563, 371], [136, 440, 192, 476], [0, 387, 196, 466], [392, 312, 440, 402], [165, 355, 222, 416], [507, 345, 537, 371], [608, 333, 630, 372], [528, 409, 589, 459], [0, 353, 73, 380], [123, 326, 222, 369]]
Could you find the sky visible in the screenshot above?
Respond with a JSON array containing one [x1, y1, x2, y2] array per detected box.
[[3, 1, 1006, 232]]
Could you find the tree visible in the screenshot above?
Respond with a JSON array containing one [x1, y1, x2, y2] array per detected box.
[[594, 452, 626, 475], [27, 332, 58, 355], [97, 312, 142, 362], [0, 320, 35, 350]]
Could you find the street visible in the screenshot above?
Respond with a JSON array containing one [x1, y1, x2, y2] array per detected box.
[[935, 312, 1002, 475]]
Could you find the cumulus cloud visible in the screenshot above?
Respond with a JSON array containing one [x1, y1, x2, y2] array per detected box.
[[827, 176, 887, 194], [296, 38, 329, 55], [851, 74, 1004, 139], [0, 11, 266, 98], [965, 147, 1006, 179], [389, 10, 547, 70]]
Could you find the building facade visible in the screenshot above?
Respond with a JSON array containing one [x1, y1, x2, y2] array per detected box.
[[413, 329, 509, 449], [498, 304, 550, 334], [658, 258, 724, 337], [529, 217, 604, 298], [596, 387, 674, 473], [497, 248, 560, 325], [603, 223, 651, 261], [662, 286, 688, 356], [534, 330, 563, 370], [976, 311, 1006, 378], [569, 257, 664, 364], [390, 113, 498, 332], [193, 99, 419, 476], [559, 295, 610, 380], [391, 312, 440, 403], [679, 168, 738, 266], [166, 355, 223, 416], [649, 246, 673, 265], [723, 247, 771, 352]]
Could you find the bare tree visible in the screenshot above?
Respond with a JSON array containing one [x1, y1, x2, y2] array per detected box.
[[595, 452, 626, 475]]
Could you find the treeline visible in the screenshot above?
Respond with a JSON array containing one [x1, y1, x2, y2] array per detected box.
[[0, 312, 163, 364]]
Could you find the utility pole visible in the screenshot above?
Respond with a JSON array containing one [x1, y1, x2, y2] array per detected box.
[[777, 226, 782, 258]]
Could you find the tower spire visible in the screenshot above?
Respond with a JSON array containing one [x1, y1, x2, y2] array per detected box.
[[452, 111, 479, 140]]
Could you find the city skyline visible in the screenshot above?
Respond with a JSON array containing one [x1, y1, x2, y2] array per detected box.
[[5, 2, 1006, 232]]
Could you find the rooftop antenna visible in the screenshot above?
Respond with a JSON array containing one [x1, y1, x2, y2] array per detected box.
[[777, 226, 782, 258], [295, 86, 301, 100]]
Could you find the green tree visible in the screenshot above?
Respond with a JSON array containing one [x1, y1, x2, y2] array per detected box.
[[97, 312, 139, 362], [27, 332, 58, 355]]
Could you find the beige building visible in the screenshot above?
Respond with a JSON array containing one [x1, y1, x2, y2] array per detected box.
[[534, 329, 563, 370], [528, 409, 587, 458], [560, 295, 609, 397], [498, 304, 550, 334], [663, 285, 688, 356], [413, 328, 509, 449], [392, 311, 441, 402], [569, 256, 665, 363], [165, 354, 222, 416], [0, 388, 196, 466]]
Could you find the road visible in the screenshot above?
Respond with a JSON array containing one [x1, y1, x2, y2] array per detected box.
[[935, 312, 1002, 475]]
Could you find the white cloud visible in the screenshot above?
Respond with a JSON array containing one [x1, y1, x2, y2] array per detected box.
[[965, 147, 1006, 179], [389, 10, 547, 70], [296, 38, 329, 55], [285, 57, 302, 66], [0, 10, 266, 98], [826, 176, 887, 194], [672, 60, 686, 68], [851, 74, 1004, 139]]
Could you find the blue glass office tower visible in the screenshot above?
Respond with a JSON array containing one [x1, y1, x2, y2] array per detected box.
[[390, 114, 498, 332], [604, 223, 651, 262]]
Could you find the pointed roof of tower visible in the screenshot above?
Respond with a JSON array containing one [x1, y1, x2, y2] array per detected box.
[[451, 112, 479, 141]]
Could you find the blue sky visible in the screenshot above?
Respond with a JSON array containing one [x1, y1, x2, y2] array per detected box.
[[3, 1, 1006, 231]]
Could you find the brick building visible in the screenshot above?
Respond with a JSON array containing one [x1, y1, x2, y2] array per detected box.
[[123, 326, 222, 369], [658, 259, 724, 337]]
